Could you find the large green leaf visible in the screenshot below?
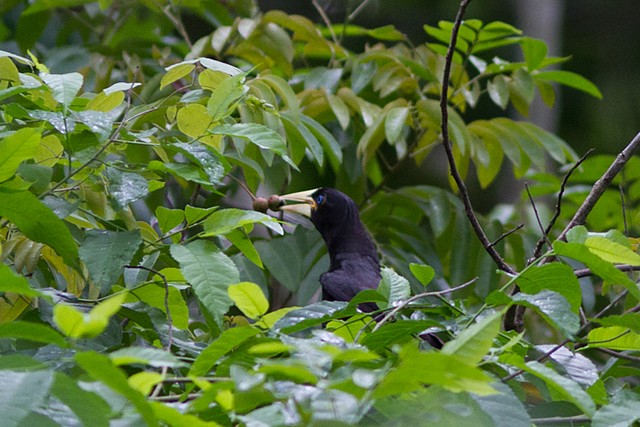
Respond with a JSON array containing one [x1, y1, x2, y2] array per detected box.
[[516, 263, 581, 312], [79, 229, 142, 295], [592, 390, 640, 427], [0, 127, 41, 183], [512, 290, 580, 338], [109, 347, 188, 368], [0, 321, 67, 347], [171, 240, 239, 328], [201, 208, 283, 236], [442, 311, 501, 365], [41, 72, 83, 110], [375, 344, 497, 398], [107, 168, 148, 210], [0, 187, 78, 266], [53, 292, 126, 339], [586, 326, 640, 351], [210, 123, 297, 169], [554, 241, 640, 300], [520, 360, 595, 416], [0, 263, 45, 297], [75, 351, 157, 426], [535, 70, 602, 99], [51, 373, 111, 427], [228, 282, 269, 320], [0, 370, 54, 427], [189, 326, 261, 377]]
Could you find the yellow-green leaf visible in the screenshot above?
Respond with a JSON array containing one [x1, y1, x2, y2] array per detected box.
[[585, 236, 640, 266], [228, 282, 269, 320]]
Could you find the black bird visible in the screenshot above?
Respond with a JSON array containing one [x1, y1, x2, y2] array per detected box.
[[278, 188, 381, 312], [278, 187, 444, 349]]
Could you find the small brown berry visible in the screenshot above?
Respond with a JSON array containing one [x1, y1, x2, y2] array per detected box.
[[267, 195, 283, 211], [252, 197, 268, 213]]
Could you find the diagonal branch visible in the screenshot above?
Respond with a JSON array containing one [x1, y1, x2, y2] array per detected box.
[[439, 0, 515, 275], [532, 149, 593, 259], [557, 131, 640, 241]]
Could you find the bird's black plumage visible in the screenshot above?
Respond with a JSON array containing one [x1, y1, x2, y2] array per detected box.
[[307, 188, 381, 312]]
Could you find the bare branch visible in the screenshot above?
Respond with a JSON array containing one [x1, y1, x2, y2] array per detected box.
[[525, 182, 553, 255], [557, 131, 640, 241], [533, 149, 594, 258], [439, 0, 515, 275], [489, 224, 524, 248]]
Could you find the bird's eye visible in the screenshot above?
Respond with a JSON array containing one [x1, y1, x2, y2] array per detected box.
[[315, 194, 326, 205]]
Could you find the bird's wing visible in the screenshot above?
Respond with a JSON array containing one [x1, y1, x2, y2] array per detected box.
[[320, 258, 380, 312]]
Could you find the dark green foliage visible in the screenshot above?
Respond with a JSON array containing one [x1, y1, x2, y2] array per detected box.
[[0, 1, 638, 425]]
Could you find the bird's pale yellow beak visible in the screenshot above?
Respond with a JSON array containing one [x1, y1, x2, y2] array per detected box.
[[277, 189, 317, 218]]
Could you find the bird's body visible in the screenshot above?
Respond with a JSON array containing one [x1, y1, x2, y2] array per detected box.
[[277, 187, 443, 348], [279, 188, 381, 311], [309, 189, 381, 312]]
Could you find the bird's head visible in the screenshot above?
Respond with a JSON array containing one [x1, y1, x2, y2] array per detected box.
[[278, 188, 373, 257]]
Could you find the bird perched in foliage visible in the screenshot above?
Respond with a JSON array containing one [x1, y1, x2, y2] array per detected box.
[[277, 188, 381, 312], [273, 187, 443, 348]]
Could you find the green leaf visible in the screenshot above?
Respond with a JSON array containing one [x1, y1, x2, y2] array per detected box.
[[109, 347, 188, 368], [128, 283, 189, 330], [53, 292, 126, 339], [156, 206, 185, 235], [170, 142, 227, 186], [281, 112, 323, 167], [107, 168, 148, 210], [384, 106, 409, 143], [210, 123, 297, 169], [79, 229, 142, 295], [472, 381, 532, 427], [516, 263, 581, 312], [584, 236, 640, 266], [201, 208, 283, 236], [0, 188, 78, 266], [75, 351, 157, 426], [199, 57, 243, 76], [226, 229, 263, 268], [535, 70, 602, 99], [160, 62, 194, 89], [487, 75, 509, 109], [50, 373, 111, 427], [171, 240, 239, 328], [189, 326, 261, 377], [375, 386, 496, 427], [521, 360, 596, 416], [228, 282, 269, 320], [554, 241, 640, 300], [375, 344, 497, 398], [0, 127, 42, 183], [592, 390, 640, 427], [409, 263, 435, 287], [40, 72, 83, 111], [0, 320, 67, 347], [206, 73, 247, 122], [378, 267, 409, 307], [273, 301, 350, 334], [361, 320, 440, 352], [0, 263, 45, 297], [520, 37, 547, 71], [150, 401, 219, 427], [299, 114, 343, 172], [0, 370, 54, 427], [442, 311, 502, 365], [586, 326, 640, 351], [597, 313, 640, 333], [512, 290, 580, 338]]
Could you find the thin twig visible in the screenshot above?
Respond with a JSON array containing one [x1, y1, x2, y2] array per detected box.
[[619, 183, 628, 234], [525, 182, 553, 254], [42, 80, 138, 198], [488, 224, 524, 248], [312, 0, 338, 45], [370, 278, 477, 333], [502, 290, 629, 382], [574, 265, 640, 278], [438, 0, 515, 275], [533, 149, 594, 259], [597, 348, 640, 363], [531, 416, 592, 425], [557, 131, 640, 241]]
